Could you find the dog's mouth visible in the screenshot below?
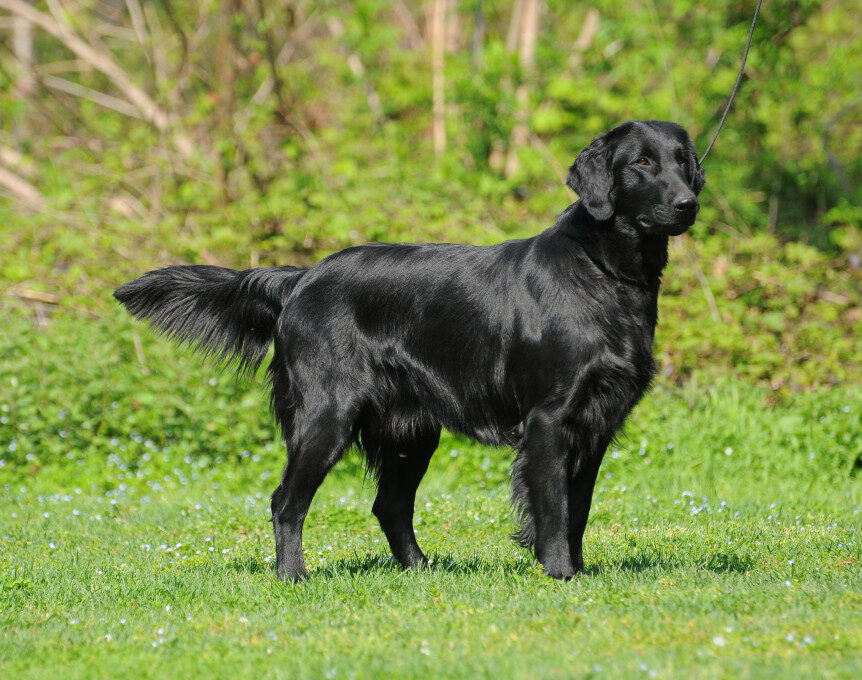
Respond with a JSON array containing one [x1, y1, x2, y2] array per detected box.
[[637, 215, 696, 237]]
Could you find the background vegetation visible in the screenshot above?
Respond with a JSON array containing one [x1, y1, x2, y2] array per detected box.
[[0, 1, 859, 678]]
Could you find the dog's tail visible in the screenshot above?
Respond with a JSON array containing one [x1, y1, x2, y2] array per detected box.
[[114, 265, 306, 376]]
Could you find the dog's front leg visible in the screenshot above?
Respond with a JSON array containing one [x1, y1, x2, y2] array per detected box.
[[567, 446, 605, 573], [521, 410, 575, 580]]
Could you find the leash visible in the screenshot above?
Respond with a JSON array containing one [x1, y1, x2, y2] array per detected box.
[[699, 0, 764, 164]]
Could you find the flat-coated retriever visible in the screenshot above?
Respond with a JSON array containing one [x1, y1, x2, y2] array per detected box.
[[115, 120, 705, 581]]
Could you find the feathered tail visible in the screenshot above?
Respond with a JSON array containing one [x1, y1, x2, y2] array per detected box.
[[114, 264, 306, 376]]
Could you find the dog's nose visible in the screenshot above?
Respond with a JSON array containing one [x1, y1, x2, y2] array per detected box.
[[673, 194, 698, 212]]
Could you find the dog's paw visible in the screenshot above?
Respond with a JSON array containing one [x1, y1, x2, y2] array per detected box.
[[541, 556, 576, 581], [277, 564, 310, 584]]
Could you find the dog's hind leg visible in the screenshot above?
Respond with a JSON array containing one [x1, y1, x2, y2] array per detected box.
[[270, 405, 353, 583], [372, 429, 440, 569]]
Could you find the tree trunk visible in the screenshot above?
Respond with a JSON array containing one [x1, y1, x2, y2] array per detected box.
[[505, 0, 539, 178]]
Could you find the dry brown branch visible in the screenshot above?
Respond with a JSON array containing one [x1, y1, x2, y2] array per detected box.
[[11, 12, 33, 96], [0, 144, 36, 177], [681, 237, 722, 323], [160, 0, 190, 68], [33, 59, 86, 75], [42, 74, 143, 118], [645, 0, 679, 120], [517, 0, 539, 71], [124, 0, 149, 57], [470, 0, 486, 67], [505, 0, 524, 54], [431, 0, 446, 158], [241, 8, 319, 116], [5, 287, 100, 318], [328, 17, 383, 122], [0, 0, 193, 158], [131, 329, 150, 374], [569, 7, 599, 68], [505, 0, 540, 177], [527, 129, 571, 199], [254, 0, 287, 114], [0, 164, 44, 210], [391, 0, 422, 49]]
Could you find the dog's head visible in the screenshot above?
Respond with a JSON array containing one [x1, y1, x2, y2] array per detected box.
[[567, 121, 705, 236]]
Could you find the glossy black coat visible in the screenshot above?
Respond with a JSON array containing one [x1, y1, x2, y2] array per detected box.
[[115, 120, 705, 581]]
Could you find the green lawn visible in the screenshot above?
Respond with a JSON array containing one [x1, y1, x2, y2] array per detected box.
[[1, 312, 860, 679]]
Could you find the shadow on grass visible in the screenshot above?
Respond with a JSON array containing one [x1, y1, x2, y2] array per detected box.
[[227, 549, 753, 580], [584, 551, 754, 576], [225, 552, 536, 579]]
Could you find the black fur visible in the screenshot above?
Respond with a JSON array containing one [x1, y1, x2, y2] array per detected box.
[[115, 120, 704, 582]]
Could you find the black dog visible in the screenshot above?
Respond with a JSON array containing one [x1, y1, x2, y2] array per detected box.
[[115, 120, 704, 582]]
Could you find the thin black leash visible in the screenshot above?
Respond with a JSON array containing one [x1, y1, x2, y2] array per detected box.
[[699, 0, 764, 164]]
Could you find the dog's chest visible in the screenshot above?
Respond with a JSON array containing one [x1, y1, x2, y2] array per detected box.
[[576, 285, 658, 388]]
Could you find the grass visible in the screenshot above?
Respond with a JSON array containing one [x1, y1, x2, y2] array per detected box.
[[1, 311, 860, 679]]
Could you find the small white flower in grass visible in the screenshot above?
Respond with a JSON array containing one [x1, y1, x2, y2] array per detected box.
[[712, 635, 726, 647], [786, 634, 795, 642], [221, 548, 230, 554], [419, 640, 431, 656], [70, 618, 79, 625], [48, 542, 56, 549], [239, 617, 249, 624], [120, 618, 127, 625], [785, 580, 792, 587], [803, 636, 814, 645], [724, 447, 733, 456], [165, 605, 171, 612]]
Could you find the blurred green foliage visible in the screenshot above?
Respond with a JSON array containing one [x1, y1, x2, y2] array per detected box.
[[0, 1, 859, 389]]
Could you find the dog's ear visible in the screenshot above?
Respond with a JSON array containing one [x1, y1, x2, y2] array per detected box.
[[566, 133, 615, 221], [685, 138, 706, 195]]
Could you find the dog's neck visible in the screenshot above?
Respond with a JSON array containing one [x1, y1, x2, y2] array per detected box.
[[564, 202, 669, 291]]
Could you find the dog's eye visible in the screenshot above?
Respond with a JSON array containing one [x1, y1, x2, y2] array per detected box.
[[634, 157, 651, 166]]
